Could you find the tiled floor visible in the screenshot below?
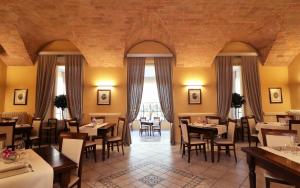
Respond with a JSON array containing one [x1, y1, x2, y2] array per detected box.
[[81, 131, 293, 188]]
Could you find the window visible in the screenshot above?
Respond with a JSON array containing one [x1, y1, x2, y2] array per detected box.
[[137, 64, 164, 120], [54, 65, 70, 120], [230, 65, 244, 119]]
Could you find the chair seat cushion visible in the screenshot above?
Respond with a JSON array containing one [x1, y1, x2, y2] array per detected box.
[[190, 138, 206, 145], [214, 139, 233, 145], [29, 136, 39, 140], [85, 141, 96, 147], [107, 136, 122, 142], [68, 174, 79, 188]]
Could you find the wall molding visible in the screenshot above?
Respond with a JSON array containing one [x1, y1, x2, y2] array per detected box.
[[177, 113, 216, 117], [264, 112, 287, 116], [88, 113, 122, 116]]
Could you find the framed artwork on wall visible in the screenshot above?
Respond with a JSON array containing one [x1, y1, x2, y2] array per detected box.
[[188, 89, 201, 104], [269, 88, 283, 103], [97, 89, 111, 105], [13, 89, 28, 105]]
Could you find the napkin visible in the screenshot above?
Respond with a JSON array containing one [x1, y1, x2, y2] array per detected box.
[[0, 163, 29, 179]]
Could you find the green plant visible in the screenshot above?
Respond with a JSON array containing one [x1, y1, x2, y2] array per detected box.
[[231, 93, 245, 119], [54, 94, 67, 119]]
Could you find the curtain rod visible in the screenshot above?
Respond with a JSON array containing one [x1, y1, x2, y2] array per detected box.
[[217, 52, 257, 56], [38, 51, 81, 55], [126, 53, 173, 57]]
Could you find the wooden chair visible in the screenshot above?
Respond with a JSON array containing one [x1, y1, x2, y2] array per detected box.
[[29, 117, 43, 148], [152, 117, 161, 136], [180, 123, 207, 163], [42, 118, 57, 145], [107, 117, 126, 158], [215, 119, 237, 163], [59, 132, 86, 188], [64, 118, 78, 132], [68, 120, 97, 162], [261, 129, 297, 188], [289, 120, 300, 142], [139, 117, 150, 136], [206, 116, 221, 124], [178, 116, 191, 150], [0, 121, 16, 150], [90, 116, 105, 124], [276, 115, 294, 123], [241, 116, 259, 146]]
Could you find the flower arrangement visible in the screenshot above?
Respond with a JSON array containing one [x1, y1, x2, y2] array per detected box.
[[2, 149, 17, 161]]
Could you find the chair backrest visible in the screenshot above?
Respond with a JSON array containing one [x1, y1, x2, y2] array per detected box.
[[153, 117, 160, 127], [243, 116, 256, 136], [0, 121, 16, 148], [48, 118, 57, 127], [261, 129, 297, 147], [276, 115, 294, 123], [289, 120, 300, 142], [91, 116, 105, 124], [179, 116, 191, 125], [180, 123, 190, 144], [227, 119, 236, 143], [140, 117, 147, 121], [59, 132, 86, 177], [68, 120, 79, 133], [206, 116, 220, 125], [117, 117, 126, 139], [31, 118, 43, 137]]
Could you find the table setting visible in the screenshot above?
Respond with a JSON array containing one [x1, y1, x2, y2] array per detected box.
[[256, 122, 289, 143], [190, 122, 227, 135]]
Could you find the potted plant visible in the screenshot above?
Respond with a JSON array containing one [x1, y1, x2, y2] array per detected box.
[[231, 93, 245, 119], [54, 94, 67, 120]]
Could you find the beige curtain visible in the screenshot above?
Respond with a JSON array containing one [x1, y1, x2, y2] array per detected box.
[[35, 55, 57, 119], [216, 56, 233, 121], [65, 55, 84, 122], [126, 57, 146, 145], [241, 56, 264, 122], [154, 57, 175, 144]]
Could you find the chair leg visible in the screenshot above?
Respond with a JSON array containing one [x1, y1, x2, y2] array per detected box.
[[217, 145, 221, 162], [265, 177, 271, 188], [117, 144, 120, 152], [107, 143, 110, 158], [180, 137, 183, 150], [121, 142, 124, 155], [195, 145, 198, 156], [233, 145, 237, 163], [85, 148, 88, 158], [188, 146, 191, 163], [182, 145, 185, 158], [203, 144, 207, 161]]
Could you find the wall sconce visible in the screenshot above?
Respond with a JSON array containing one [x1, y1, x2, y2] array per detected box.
[[96, 81, 115, 89], [184, 80, 203, 89]]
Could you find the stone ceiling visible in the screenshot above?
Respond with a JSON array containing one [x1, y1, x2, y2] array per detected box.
[[0, 0, 300, 67]]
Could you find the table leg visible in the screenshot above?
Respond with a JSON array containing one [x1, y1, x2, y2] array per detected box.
[[102, 131, 106, 161], [25, 130, 30, 149], [60, 171, 71, 188], [210, 133, 214, 163], [247, 155, 256, 188]]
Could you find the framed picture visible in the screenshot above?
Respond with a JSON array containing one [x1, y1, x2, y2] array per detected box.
[[14, 89, 28, 105], [188, 89, 201, 104], [97, 89, 111, 105], [269, 88, 283, 103]]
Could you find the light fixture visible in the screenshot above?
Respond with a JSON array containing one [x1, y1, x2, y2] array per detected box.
[[96, 81, 115, 89]]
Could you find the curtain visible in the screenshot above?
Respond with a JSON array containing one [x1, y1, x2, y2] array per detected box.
[[154, 57, 175, 144], [35, 55, 57, 119], [216, 56, 233, 121], [241, 56, 264, 122], [126, 57, 146, 145], [65, 55, 84, 122]]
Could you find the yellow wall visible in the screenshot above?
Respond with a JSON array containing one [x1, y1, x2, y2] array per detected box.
[[289, 54, 300, 109], [0, 59, 7, 112], [4, 65, 37, 115]]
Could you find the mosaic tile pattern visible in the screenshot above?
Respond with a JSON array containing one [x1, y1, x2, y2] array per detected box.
[[138, 174, 164, 187]]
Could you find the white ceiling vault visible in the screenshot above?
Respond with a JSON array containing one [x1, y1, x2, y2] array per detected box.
[[0, 0, 300, 67]]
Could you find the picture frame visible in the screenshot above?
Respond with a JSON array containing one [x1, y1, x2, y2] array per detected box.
[[97, 89, 111, 105], [188, 89, 201, 104], [269, 88, 283, 103], [13, 89, 28, 105]]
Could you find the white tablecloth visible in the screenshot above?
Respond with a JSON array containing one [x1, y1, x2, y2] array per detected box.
[[15, 124, 31, 128], [256, 122, 288, 143], [79, 123, 108, 136], [191, 123, 227, 135], [261, 146, 300, 164], [0, 149, 53, 188]]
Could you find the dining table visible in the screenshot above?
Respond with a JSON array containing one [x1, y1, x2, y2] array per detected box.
[[242, 147, 300, 188], [34, 147, 77, 188], [189, 123, 227, 163], [79, 122, 116, 161], [0, 149, 54, 188], [255, 122, 288, 143]]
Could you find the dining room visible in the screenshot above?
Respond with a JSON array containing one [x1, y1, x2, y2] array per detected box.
[[0, 1, 300, 188]]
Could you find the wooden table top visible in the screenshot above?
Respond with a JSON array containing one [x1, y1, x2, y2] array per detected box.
[[242, 147, 300, 176], [98, 122, 116, 130], [34, 147, 77, 173]]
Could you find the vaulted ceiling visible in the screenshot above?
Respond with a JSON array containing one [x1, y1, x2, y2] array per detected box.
[[0, 0, 300, 67]]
